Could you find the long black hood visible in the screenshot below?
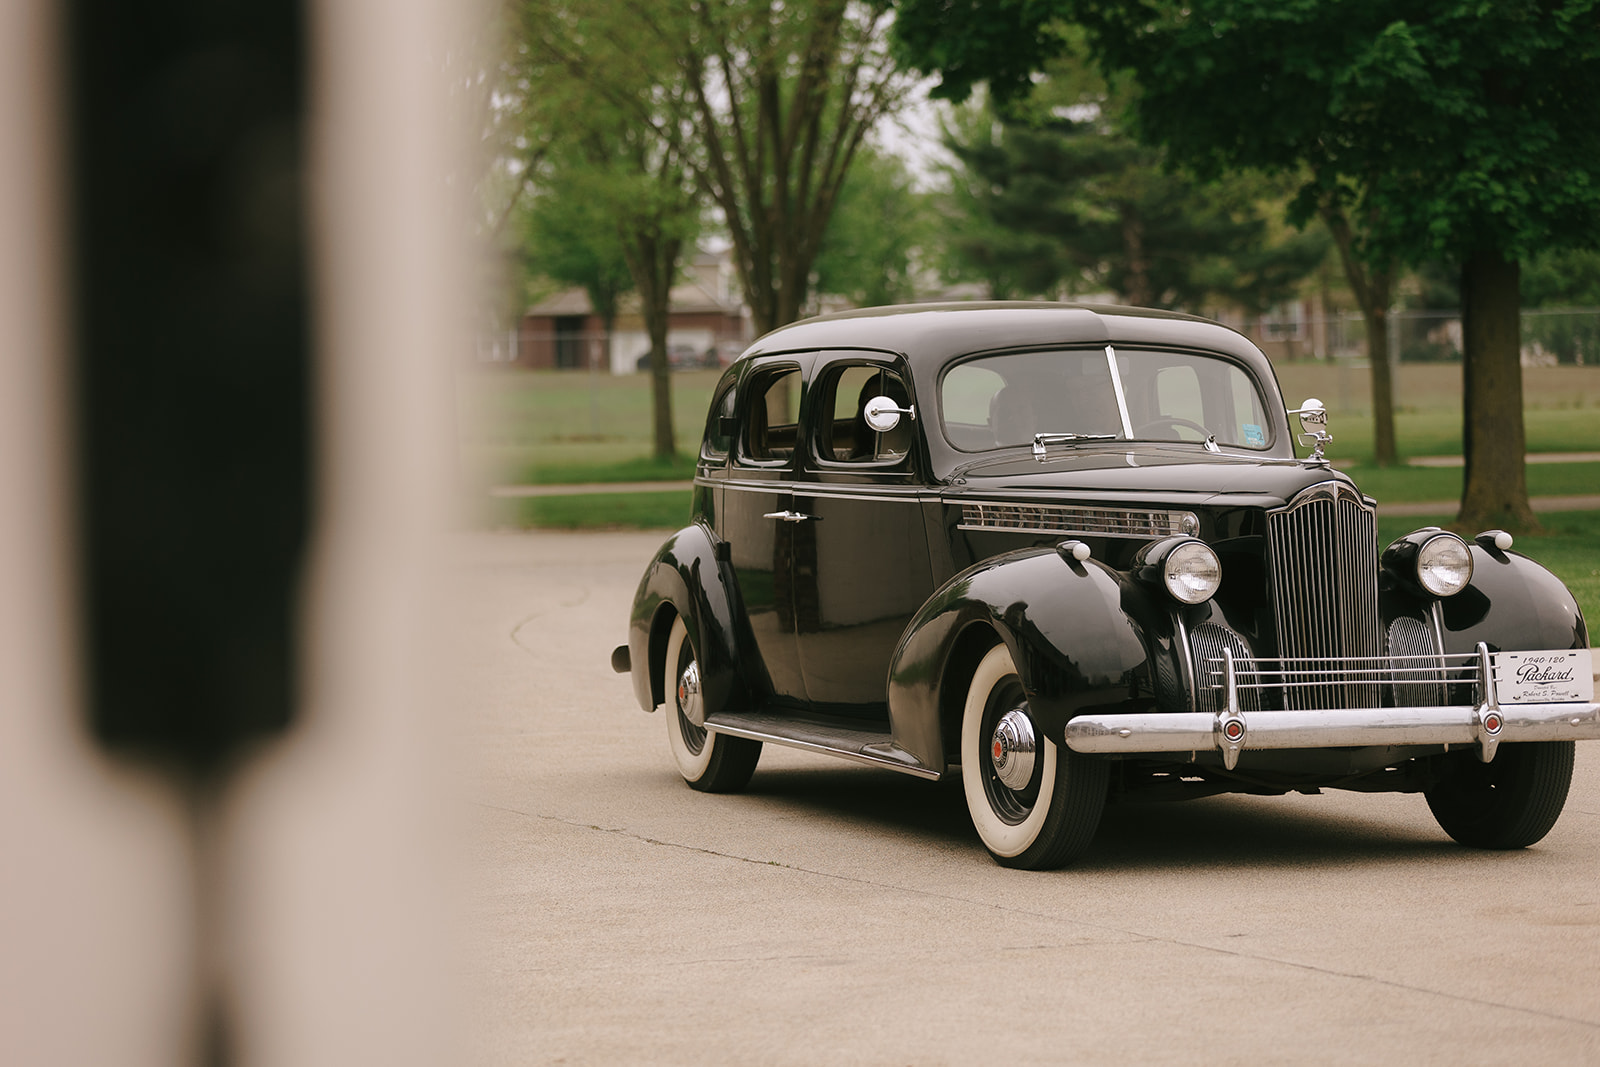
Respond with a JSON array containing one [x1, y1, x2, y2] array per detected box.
[[947, 446, 1362, 511]]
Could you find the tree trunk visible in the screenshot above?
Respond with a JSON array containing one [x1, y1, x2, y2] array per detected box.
[[1120, 209, 1151, 307], [1367, 304, 1397, 467], [1319, 202, 1398, 466], [648, 315, 674, 461], [623, 230, 680, 462], [1458, 249, 1535, 531]]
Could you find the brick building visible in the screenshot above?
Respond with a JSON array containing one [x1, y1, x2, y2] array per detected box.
[[512, 248, 750, 372]]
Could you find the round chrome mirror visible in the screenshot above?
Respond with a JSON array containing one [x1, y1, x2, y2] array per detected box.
[[1295, 397, 1327, 436], [863, 395, 911, 433]]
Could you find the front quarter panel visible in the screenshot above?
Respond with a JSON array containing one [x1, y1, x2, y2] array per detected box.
[[887, 547, 1156, 772], [1439, 544, 1589, 653], [627, 523, 760, 715]]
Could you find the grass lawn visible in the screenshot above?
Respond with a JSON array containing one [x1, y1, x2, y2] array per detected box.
[[1342, 461, 1600, 504], [485, 490, 693, 531]]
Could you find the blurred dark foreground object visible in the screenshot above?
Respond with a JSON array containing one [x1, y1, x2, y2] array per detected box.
[[70, 0, 310, 769]]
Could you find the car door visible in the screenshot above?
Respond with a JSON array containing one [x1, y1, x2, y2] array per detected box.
[[791, 354, 934, 709], [719, 356, 811, 702]]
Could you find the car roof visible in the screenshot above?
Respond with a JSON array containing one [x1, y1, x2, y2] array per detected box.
[[739, 301, 1274, 379]]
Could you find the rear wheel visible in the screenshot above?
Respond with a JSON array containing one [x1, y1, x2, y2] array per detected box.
[[663, 615, 761, 792], [1425, 741, 1574, 849], [960, 643, 1107, 869]]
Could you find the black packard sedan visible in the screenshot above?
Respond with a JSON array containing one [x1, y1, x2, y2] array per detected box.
[[613, 302, 1599, 869]]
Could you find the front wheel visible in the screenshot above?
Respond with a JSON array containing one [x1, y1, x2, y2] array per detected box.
[[960, 644, 1107, 869], [663, 615, 761, 792], [1424, 741, 1574, 849]]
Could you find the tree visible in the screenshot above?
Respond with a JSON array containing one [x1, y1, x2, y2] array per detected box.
[[528, 0, 917, 335], [896, 0, 1600, 526], [522, 167, 635, 374], [514, 5, 701, 459], [941, 92, 1326, 310], [812, 145, 930, 307]]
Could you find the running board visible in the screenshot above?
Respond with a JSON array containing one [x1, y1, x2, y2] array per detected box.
[[703, 708, 942, 780]]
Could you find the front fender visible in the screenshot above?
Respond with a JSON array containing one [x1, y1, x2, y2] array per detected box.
[[1439, 544, 1589, 653], [887, 547, 1159, 772], [627, 523, 759, 716]]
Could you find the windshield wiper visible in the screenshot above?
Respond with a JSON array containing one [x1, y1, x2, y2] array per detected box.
[[1032, 431, 1118, 461]]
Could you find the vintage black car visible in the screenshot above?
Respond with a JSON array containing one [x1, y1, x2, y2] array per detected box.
[[613, 303, 1598, 869]]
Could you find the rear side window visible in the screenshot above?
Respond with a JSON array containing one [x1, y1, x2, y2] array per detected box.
[[813, 365, 913, 464], [742, 368, 801, 462]]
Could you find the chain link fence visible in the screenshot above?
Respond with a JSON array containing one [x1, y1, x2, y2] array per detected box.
[[1229, 307, 1600, 365]]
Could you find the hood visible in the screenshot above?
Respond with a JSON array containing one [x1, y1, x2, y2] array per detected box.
[[948, 445, 1359, 510]]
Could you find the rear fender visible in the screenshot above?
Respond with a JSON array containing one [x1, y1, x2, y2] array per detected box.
[[887, 547, 1162, 773], [627, 523, 760, 715]]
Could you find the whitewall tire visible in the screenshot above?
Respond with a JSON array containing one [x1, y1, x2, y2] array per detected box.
[[960, 643, 1107, 869], [663, 615, 761, 792]]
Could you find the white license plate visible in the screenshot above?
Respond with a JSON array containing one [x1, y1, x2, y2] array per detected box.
[[1495, 649, 1594, 704]]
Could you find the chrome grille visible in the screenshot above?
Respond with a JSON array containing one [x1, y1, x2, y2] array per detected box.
[[1267, 482, 1382, 709], [1191, 625, 1259, 713], [959, 501, 1200, 539], [1388, 616, 1446, 707]]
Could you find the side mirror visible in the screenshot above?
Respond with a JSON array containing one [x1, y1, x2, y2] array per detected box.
[[1288, 397, 1331, 464], [863, 395, 915, 433]]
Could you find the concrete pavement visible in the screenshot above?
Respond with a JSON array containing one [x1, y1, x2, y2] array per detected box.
[[457, 530, 1600, 1065]]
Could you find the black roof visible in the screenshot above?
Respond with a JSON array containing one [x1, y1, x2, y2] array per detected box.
[[742, 301, 1273, 379]]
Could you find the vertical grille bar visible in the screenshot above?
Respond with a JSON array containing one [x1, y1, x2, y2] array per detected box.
[[1267, 483, 1382, 709]]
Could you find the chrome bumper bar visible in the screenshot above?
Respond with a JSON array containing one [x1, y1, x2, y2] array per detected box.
[[1064, 643, 1600, 768]]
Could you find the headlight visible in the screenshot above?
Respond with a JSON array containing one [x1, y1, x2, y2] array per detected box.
[[1416, 533, 1473, 596], [1164, 540, 1221, 605]]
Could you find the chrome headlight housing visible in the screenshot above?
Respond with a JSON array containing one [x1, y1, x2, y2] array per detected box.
[[1415, 532, 1473, 596], [1131, 537, 1221, 606], [1164, 540, 1222, 604], [1382, 527, 1474, 598]]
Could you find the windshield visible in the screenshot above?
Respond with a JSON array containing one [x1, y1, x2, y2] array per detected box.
[[939, 347, 1272, 453]]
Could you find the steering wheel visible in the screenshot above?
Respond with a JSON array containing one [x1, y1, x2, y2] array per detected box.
[[1134, 416, 1212, 440]]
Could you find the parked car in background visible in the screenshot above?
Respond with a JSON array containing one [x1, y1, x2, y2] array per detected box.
[[614, 303, 1598, 869]]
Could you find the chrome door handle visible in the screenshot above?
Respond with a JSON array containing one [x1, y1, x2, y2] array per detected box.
[[762, 510, 819, 522]]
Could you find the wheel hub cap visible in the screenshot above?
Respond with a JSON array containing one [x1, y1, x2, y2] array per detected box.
[[990, 708, 1036, 791], [676, 660, 704, 727]]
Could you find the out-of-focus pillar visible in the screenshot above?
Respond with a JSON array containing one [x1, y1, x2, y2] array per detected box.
[[1, 0, 466, 1061], [0, 2, 195, 1065], [218, 0, 465, 1062]]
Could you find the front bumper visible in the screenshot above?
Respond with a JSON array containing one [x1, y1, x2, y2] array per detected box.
[[1064, 643, 1600, 768]]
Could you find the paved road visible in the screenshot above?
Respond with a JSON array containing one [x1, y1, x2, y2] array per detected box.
[[458, 530, 1600, 1066]]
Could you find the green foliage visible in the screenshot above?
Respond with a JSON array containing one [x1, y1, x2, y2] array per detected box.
[[1067, 1, 1600, 267], [1523, 248, 1600, 308], [521, 167, 635, 325], [938, 57, 1327, 309], [812, 146, 931, 307]]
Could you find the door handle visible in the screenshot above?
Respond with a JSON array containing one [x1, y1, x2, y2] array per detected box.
[[762, 510, 819, 522]]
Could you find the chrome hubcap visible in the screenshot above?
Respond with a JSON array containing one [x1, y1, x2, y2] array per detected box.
[[990, 708, 1036, 791], [677, 660, 704, 727]]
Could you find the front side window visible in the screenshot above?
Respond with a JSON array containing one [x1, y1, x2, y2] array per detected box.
[[939, 348, 1271, 452], [813, 364, 913, 464], [741, 367, 802, 462]]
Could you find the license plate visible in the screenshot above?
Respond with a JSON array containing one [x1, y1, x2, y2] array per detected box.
[[1495, 649, 1594, 704]]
